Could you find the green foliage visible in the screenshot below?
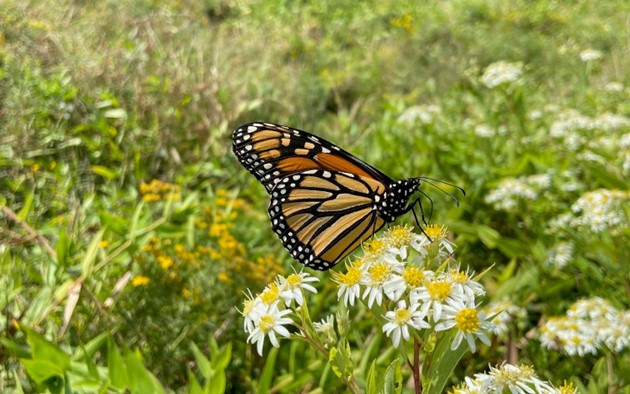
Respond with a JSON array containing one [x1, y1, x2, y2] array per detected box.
[[1, 0, 629, 392]]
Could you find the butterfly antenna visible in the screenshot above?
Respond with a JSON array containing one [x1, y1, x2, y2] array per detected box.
[[417, 177, 465, 207]]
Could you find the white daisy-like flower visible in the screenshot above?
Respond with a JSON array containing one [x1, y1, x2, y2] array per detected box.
[[332, 262, 363, 307], [382, 301, 431, 347], [313, 314, 335, 334], [483, 299, 526, 336], [383, 266, 433, 301], [241, 292, 264, 334], [479, 364, 557, 393], [361, 260, 402, 308], [277, 271, 319, 306], [247, 303, 294, 356], [474, 124, 495, 138], [445, 267, 485, 299], [604, 82, 624, 92], [544, 241, 574, 269], [398, 104, 442, 125], [481, 61, 524, 88], [410, 275, 465, 322], [434, 298, 494, 353], [579, 49, 603, 62]]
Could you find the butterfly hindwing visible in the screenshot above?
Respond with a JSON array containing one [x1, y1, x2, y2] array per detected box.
[[268, 169, 387, 270], [232, 122, 393, 193]]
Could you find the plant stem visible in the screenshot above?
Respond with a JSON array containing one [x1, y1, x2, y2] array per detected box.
[[413, 336, 422, 394]]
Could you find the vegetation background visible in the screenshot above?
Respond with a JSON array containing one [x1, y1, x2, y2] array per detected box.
[[0, 0, 628, 392]]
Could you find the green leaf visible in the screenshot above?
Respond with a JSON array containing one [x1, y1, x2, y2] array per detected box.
[[213, 342, 231, 371], [476, 225, 500, 248], [0, 337, 31, 359], [125, 347, 166, 394], [107, 337, 128, 390], [366, 360, 377, 394], [91, 165, 118, 179], [82, 229, 105, 278], [423, 331, 468, 394], [74, 330, 110, 361], [56, 228, 69, 267], [21, 359, 63, 384], [190, 342, 212, 378], [257, 347, 278, 394], [23, 327, 70, 371], [383, 358, 403, 394], [80, 345, 99, 379], [17, 188, 34, 220], [187, 370, 203, 394]]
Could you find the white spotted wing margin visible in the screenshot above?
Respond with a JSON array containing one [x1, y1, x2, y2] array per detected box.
[[268, 169, 386, 271]]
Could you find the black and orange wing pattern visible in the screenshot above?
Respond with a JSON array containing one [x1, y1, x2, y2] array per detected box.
[[232, 122, 393, 193], [268, 169, 387, 270]]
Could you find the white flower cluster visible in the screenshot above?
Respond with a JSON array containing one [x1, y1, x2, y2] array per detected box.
[[485, 174, 551, 211], [540, 297, 630, 356], [451, 363, 572, 394], [550, 109, 630, 151], [398, 104, 442, 125], [483, 299, 527, 337], [242, 272, 319, 355], [579, 49, 603, 62], [544, 241, 574, 269], [568, 189, 629, 233], [481, 61, 523, 89], [332, 225, 494, 352]]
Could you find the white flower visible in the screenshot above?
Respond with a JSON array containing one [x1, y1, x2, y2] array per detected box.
[[383, 266, 433, 301], [332, 263, 363, 307], [398, 104, 442, 125], [474, 124, 495, 138], [241, 293, 264, 334], [604, 82, 624, 92], [544, 241, 574, 269], [361, 260, 402, 308], [579, 49, 603, 62], [313, 314, 335, 334], [382, 301, 431, 347], [484, 299, 526, 336], [247, 303, 294, 356], [481, 61, 523, 88], [445, 267, 485, 299], [478, 364, 557, 393], [434, 298, 493, 353], [411, 275, 466, 322], [569, 189, 629, 233], [278, 271, 319, 306]]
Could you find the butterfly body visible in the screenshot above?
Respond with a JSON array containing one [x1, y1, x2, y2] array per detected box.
[[232, 122, 443, 271]]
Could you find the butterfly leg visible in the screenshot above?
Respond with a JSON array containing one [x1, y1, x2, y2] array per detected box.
[[411, 203, 433, 243]]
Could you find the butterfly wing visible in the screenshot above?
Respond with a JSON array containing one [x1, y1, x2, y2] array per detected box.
[[268, 169, 387, 270], [232, 122, 393, 193]]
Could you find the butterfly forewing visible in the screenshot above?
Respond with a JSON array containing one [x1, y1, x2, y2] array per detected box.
[[232, 122, 393, 192], [268, 169, 386, 270]]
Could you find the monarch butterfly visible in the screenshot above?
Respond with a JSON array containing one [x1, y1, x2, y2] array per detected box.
[[232, 122, 463, 271]]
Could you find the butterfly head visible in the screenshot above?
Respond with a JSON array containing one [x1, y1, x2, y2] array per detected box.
[[377, 178, 421, 222]]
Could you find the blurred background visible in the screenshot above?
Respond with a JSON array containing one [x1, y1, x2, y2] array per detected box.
[[1, 0, 629, 392]]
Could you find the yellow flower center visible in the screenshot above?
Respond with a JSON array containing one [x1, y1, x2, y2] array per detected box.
[[243, 299, 253, 315], [286, 274, 301, 287], [364, 239, 387, 256], [454, 308, 480, 333], [385, 225, 412, 248], [427, 281, 451, 301], [368, 262, 391, 283], [260, 284, 279, 304], [402, 267, 425, 287], [557, 381, 576, 394], [395, 308, 411, 325], [449, 269, 468, 284], [424, 224, 448, 241], [335, 267, 361, 286], [259, 315, 274, 333]]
